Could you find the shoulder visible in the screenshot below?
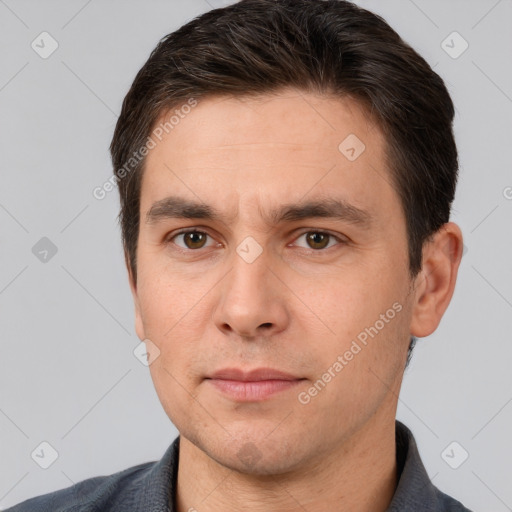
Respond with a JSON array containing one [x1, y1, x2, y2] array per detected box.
[[6, 437, 180, 512], [432, 487, 474, 512], [4, 460, 157, 512], [392, 421, 474, 512]]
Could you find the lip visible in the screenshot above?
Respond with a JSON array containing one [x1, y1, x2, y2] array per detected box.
[[208, 367, 300, 381], [206, 367, 305, 401]]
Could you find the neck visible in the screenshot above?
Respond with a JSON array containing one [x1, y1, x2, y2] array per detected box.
[[175, 412, 398, 512]]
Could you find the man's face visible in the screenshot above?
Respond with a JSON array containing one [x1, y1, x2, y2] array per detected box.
[[130, 90, 415, 474]]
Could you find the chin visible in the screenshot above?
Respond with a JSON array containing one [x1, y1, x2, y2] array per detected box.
[[208, 431, 308, 477]]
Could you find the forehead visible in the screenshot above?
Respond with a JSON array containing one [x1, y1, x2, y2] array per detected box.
[[140, 89, 399, 225], [150, 90, 381, 155]]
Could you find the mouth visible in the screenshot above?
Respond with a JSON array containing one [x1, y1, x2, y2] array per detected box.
[[205, 367, 306, 402]]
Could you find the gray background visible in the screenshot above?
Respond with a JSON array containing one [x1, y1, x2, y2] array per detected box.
[[0, 0, 511, 510]]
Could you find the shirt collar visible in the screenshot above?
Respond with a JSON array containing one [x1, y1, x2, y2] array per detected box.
[[386, 420, 441, 511]]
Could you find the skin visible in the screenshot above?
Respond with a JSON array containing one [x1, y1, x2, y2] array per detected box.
[[127, 88, 463, 511]]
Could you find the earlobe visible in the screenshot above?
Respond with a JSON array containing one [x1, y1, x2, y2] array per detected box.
[[410, 222, 463, 338]]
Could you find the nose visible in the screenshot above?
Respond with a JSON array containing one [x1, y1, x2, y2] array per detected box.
[[212, 244, 290, 340]]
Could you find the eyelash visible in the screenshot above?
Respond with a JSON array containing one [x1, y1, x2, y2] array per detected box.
[[166, 228, 347, 253]]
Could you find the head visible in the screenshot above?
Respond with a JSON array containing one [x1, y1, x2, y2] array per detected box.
[[110, 0, 463, 474]]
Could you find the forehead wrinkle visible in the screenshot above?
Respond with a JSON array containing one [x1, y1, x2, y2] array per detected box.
[[145, 193, 373, 232]]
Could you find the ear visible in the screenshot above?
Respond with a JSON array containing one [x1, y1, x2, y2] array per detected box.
[[125, 252, 146, 341], [410, 222, 464, 338]]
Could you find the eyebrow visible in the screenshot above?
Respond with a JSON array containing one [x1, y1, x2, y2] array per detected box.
[[145, 195, 373, 228]]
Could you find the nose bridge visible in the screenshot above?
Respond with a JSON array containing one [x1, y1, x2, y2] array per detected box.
[[213, 236, 288, 337], [227, 236, 273, 306]]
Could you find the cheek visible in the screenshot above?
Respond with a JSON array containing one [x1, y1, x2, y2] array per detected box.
[[305, 264, 402, 342], [298, 260, 411, 405], [306, 294, 409, 419], [141, 286, 207, 428], [136, 259, 206, 334]]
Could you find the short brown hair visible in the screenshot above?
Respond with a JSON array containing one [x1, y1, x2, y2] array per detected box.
[[110, 0, 459, 364]]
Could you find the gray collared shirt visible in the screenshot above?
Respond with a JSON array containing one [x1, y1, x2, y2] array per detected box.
[[6, 421, 473, 511]]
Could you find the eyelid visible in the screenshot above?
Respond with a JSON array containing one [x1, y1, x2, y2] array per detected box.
[[290, 229, 348, 250], [166, 228, 218, 248], [166, 227, 348, 252], [291, 228, 348, 241]]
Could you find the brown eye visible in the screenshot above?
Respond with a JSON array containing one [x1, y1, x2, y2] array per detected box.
[[171, 230, 212, 250], [183, 231, 207, 249], [306, 232, 330, 250], [292, 231, 344, 251]]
